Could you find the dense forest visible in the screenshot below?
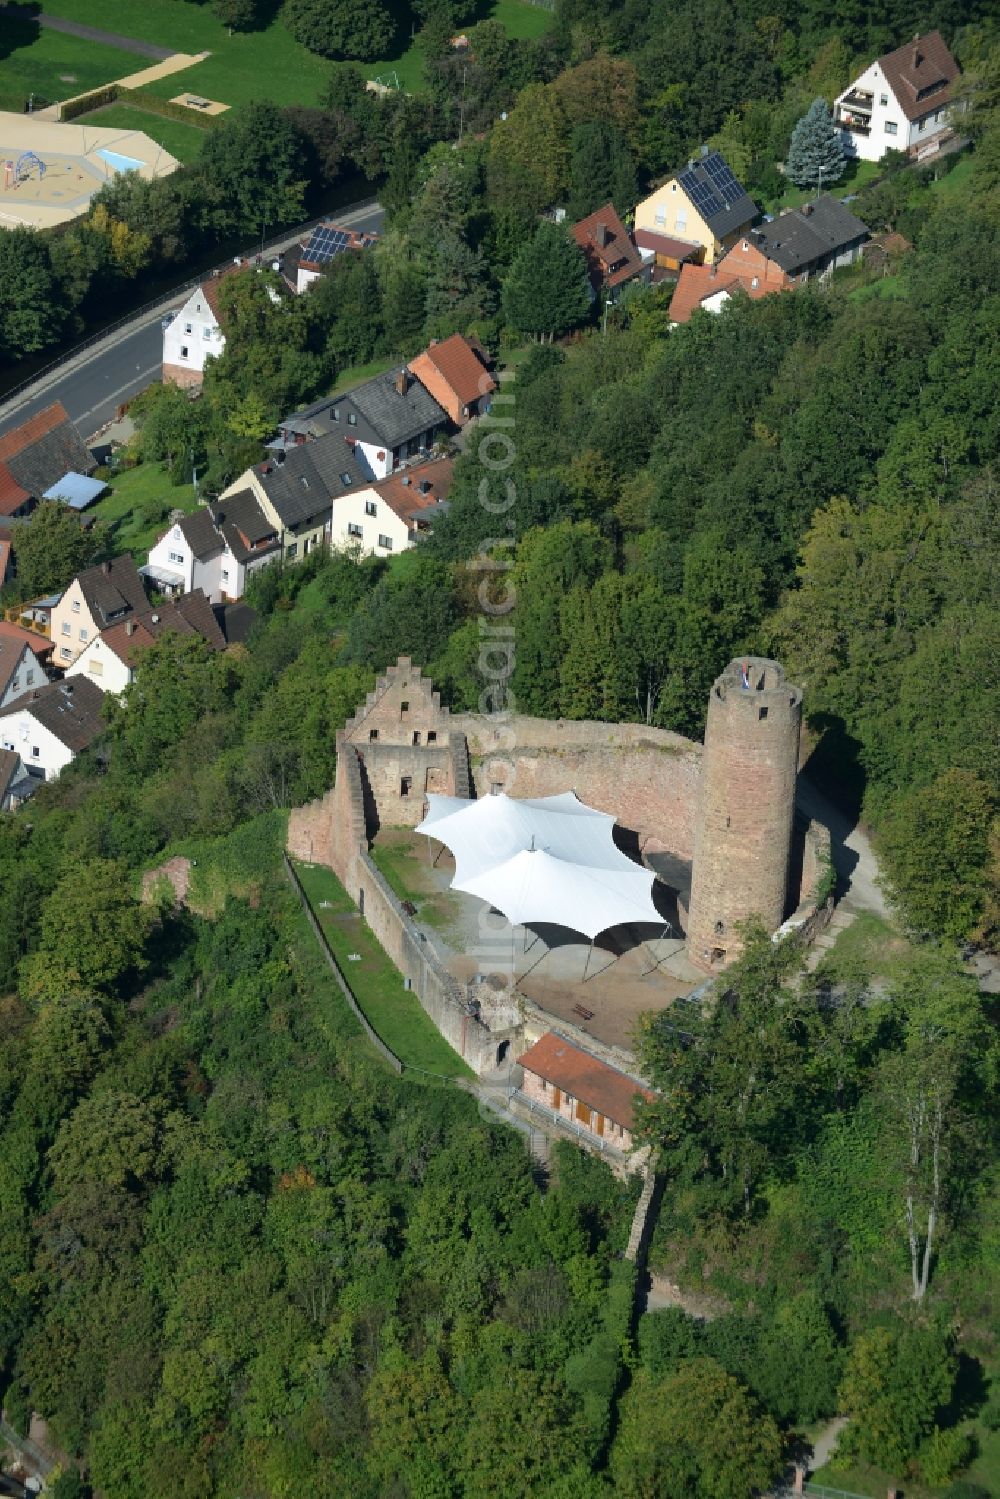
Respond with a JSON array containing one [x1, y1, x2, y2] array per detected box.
[[1, 0, 999, 1493]]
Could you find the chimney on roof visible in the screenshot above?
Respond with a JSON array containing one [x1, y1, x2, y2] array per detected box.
[[913, 43, 922, 67], [401, 475, 411, 486], [595, 222, 611, 248], [395, 369, 410, 396], [700, 142, 709, 157], [802, 201, 814, 216], [126, 620, 135, 636], [151, 613, 159, 624], [102, 560, 111, 575], [419, 479, 432, 494]]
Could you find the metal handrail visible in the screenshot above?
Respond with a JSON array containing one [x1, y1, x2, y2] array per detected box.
[[0, 197, 379, 412]]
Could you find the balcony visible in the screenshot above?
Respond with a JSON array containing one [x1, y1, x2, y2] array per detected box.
[[837, 111, 872, 136], [841, 89, 873, 111]]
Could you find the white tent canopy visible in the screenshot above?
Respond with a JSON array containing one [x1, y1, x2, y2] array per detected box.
[[416, 791, 662, 941]]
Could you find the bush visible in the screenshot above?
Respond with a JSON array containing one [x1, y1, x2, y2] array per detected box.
[[920, 1426, 975, 1487], [2, 1378, 30, 1435]]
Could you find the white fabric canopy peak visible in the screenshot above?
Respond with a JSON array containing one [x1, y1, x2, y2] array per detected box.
[[416, 791, 663, 941]]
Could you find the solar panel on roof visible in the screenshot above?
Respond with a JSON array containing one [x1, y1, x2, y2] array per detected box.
[[305, 226, 353, 264], [703, 153, 746, 207]]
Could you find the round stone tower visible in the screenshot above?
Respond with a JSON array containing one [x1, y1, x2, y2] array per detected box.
[[686, 656, 803, 972]]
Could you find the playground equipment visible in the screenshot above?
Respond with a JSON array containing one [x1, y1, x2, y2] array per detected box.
[[10, 151, 46, 187]]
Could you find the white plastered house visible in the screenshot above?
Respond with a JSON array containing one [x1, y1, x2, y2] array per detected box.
[[834, 31, 961, 162], [330, 457, 454, 559], [0, 676, 105, 781]]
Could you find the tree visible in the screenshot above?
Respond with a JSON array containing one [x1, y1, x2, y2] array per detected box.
[[611, 1359, 783, 1499], [838, 1321, 956, 1473], [197, 103, 307, 235], [879, 770, 997, 941], [487, 83, 570, 218], [212, 0, 262, 32], [0, 227, 62, 362], [280, 0, 395, 60], [20, 858, 152, 1000], [502, 221, 592, 340], [9, 502, 106, 600], [106, 632, 237, 779], [785, 97, 846, 189], [568, 121, 637, 220]]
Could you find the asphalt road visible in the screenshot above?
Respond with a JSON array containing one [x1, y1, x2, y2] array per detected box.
[[0, 200, 384, 443], [0, 5, 175, 58]]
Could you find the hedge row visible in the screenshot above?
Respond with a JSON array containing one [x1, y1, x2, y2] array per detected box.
[[60, 85, 223, 131]]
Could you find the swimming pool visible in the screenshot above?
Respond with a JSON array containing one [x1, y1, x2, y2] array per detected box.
[[95, 147, 145, 173]]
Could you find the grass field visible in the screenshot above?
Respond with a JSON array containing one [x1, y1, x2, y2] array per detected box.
[[0, 18, 142, 111], [296, 860, 473, 1079], [762, 157, 881, 214], [86, 102, 210, 164], [92, 461, 201, 560], [2, 0, 553, 114]]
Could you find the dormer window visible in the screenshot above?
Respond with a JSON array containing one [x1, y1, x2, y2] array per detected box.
[[347, 413, 357, 426], [340, 472, 352, 486]]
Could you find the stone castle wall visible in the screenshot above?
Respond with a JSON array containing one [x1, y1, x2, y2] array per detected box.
[[454, 714, 703, 860]]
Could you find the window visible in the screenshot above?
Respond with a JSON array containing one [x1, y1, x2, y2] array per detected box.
[[400, 776, 412, 797], [427, 731, 437, 744], [340, 472, 352, 486], [184, 322, 192, 334], [918, 117, 926, 131], [61, 622, 70, 636], [89, 658, 103, 677], [71, 599, 80, 613], [378, 534, 393, 551], [203, 326, 212, 338], [60, 647, 70, 660], [168, 551, 184, 565], [26, 671, 33, 686], [365, 500, 377, 516], [347, 522, 363, 538], [180, 345, 189, 359], [885, 120, 897, 135], [31, 746, 40, 759], [286, 542, 298, 559], [332, 407, 340, 421], [751, 276, 758, 288], [369, 729, 378, 742], [400, 701, 409, 714], [879, 93, 888, 106], [19, 726, 28, 741], [675, 211, 687, 232], [221, 568, 230, 582], [79, 628, 88, 642], [347, 412, 357, 426], [10, 678, 17, 693], [412, 731, 421, 746], [655, 207, 666, 226]]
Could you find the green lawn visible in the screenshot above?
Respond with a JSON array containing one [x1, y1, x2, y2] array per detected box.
[[762, 157, 881, 215], [369, 832, 460, 933], [0, 17, 143, 110], [92, 461, 201, 561], [329, 353, 399, 398], [86, 102, 210, 164], [3, 0, 552, 113], [814, 911, 913, 982], [295, 860, 473, 1079], [929, 151, 974, 197], [849, 272, 908, 303]]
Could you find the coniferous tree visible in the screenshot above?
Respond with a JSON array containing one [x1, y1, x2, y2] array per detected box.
[[785, 97, 846, 189], [501, 221, 591, 340], [567, 121, 637, 220]]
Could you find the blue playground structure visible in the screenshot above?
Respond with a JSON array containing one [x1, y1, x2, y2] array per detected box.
[[14, 151, 46, 183]]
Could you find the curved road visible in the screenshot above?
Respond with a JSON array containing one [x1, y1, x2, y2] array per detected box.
[[0, 199, 384, 443]]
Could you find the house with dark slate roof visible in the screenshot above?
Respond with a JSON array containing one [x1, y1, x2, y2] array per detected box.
[[634, 149, 759, 264], [0, 676, 105, 783], [50, 554, 148, 669], [0, 402, 96, 517], [144, 493, 280, 603], [219, 431, 379, 562], [271, 368, 447, 481], [738, 196, 869, 281]]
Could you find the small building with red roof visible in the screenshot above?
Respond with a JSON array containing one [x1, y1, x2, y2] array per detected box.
[[517, 1030, 655, 1151], [408, 335, 495, 427], [330, 455, 454, 558], [571, 202, 650, 301], [668, 261, 774, 325], [0, 401, 96, 516]]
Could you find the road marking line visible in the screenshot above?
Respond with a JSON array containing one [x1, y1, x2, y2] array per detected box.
[[76, 362, 162, 431]]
